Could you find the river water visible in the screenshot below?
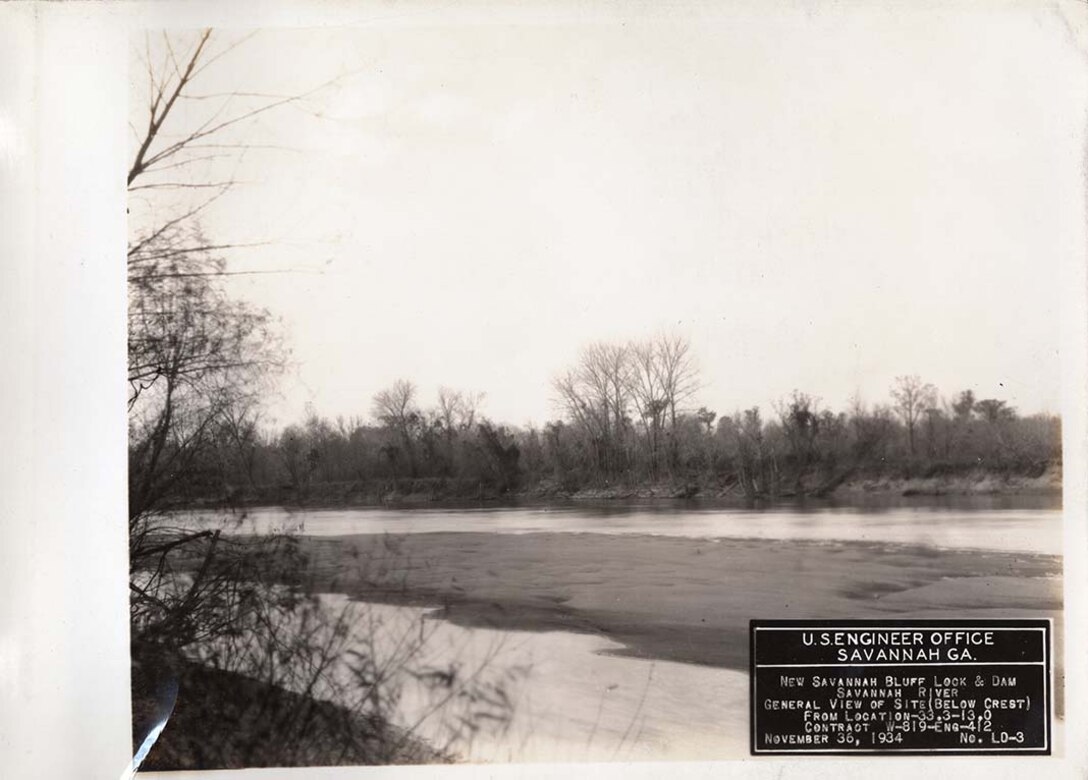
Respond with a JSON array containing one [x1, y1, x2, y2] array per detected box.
[[177, 498, 1062, 762], [317, 596, 751, 763], [185, 497, 1062, 555]]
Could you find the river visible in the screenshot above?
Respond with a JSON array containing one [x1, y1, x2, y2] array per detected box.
[[182, 496, 1062, 555], [317, 596, 750, 763], [176, 498, 1062, 762]]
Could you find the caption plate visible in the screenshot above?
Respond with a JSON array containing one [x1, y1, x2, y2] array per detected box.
[[750, 619, 1050, 755]]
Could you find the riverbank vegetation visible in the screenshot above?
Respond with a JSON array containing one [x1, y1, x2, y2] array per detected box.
[[127, 30, 519, 769], [162, 337, 1061, 508]]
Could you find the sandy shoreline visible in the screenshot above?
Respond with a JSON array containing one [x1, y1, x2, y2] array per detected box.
[[295, 532, 1062, 674]]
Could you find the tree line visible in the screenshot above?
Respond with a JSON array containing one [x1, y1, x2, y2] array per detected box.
[[166, 335, 1060, 505]]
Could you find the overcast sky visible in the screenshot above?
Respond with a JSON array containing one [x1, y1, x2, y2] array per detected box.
[[133, 4, 1085, 428]]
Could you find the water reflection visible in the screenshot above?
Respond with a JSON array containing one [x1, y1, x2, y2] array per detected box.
[[321, 597, 749, 763]]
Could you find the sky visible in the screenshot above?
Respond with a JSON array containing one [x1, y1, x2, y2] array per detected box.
[[131, 4, 1086, 429]]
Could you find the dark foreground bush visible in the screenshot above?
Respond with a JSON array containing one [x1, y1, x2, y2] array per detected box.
[[132, 649, 449, 771], [129, 527, 520, 773]]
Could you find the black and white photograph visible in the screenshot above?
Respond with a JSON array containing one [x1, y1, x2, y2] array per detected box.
[[3, 2, 1088, 779]]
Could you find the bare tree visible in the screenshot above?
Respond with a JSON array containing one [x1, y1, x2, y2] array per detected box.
[[553, 343, 632, 476], [628, 340, 669, 479], [922, 406, 945, 458], [372, 380, 421, 477], [553, 335, 699, 480], [436, 387, 483, 432], [775, 391, 822, 493], [553, 368, 609, 476], [890, 375, 938, 456], [847, 395, 895, 467], [372, 380, 419, 426], [584, 342, 633, 471], [435, 387, 484, 474], [129, 29, 334, 193], [743, 407, 776, 496], [654, 334, 699, 471], [214, 392, 266, 493], [127, 31, 309, 656]]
